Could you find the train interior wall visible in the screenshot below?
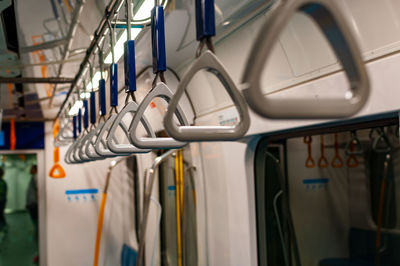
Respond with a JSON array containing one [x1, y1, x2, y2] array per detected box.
[[30, 1, 400, 266]]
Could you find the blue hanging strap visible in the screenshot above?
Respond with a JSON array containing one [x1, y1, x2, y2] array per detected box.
[[73, 116, 77, 140], [151, 6, 166, 74], [99, 79, 106, 116], [90, 91, 96, 124], [83, 99, 89, 129], [110, 64, 118, 107], [49, 0, 59, 19], [78, 108, 82, 134], [195, 0, 216, 41], [124, 40, 137, 92]]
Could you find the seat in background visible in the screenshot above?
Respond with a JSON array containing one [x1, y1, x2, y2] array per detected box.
[[319, 228, 400, 266]]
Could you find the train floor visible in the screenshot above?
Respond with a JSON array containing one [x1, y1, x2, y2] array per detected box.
[[0, 211, 38, 265]]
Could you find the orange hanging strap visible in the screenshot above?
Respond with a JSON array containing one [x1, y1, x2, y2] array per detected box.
[[7, 84, 13, 106], [49, 147, 66, 178], [10, 118, 16, 150], [331, 133, 344, 168], [318, 135, 329, 168], [304, 136, 315, 168], [49, 121, 66, 178]]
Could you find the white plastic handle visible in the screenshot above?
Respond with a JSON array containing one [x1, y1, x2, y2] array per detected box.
[[84, 126, 104, 160], [129, 82, 188, 149], [106, 101, 156, 154], [164, 51, 250, 141], [94, 118, 127, 157], [241, 0, 370, 118]]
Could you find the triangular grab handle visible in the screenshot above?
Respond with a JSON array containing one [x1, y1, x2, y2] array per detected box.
[[49, 147, 66, 178], [129, 82, 188, 149], [241, 0, 369, 118], [164, 51, 250, 141], [106, 102, 156, 154]]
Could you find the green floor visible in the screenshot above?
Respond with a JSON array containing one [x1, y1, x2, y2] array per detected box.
[[0, 211, 38, 265]]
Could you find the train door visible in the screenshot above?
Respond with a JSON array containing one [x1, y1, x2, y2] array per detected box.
[[255, 114, 400, 266], [0, 154, 38, 265]]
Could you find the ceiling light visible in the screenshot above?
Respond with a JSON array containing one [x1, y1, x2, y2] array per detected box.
[[68, 100, 83, 116], [104, 0, 168, 64]]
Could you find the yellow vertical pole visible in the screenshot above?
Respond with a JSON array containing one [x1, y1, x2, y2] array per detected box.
[[175, 150, 183, 266]]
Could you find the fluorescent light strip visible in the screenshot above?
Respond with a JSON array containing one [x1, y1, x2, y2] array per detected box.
[[68, 100, 83, 116], [73, 0, 167, 113], [104, 28, 142, 64], [86, 71, 108, 91], [80, 92, 91, 99], [104, 0, 159, 64]]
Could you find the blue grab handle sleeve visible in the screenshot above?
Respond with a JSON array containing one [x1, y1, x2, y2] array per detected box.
[[83, 100, 89, 129], [124, 40, 137, 92], [49, 0, 59, 19], [195, 0, 216, 40], [73, 116, 77, 140], [90, 91, 96, 124], [99, 79, 106, 116], [151, 6, 167, 73], [78, 108, 82, 134], [110, 64, 118, 107]]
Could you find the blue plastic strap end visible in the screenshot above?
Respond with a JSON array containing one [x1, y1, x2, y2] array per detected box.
[[73, 116, 77, 140], [151, 6, 167, 74], [124, 40, 137, 92], [78, 108, 82, 134], [83, 99, 89, 129], [90, 91, 96, 125], [50, 0, 59, 19], [110, 64, 118, 107], [195, 0, 216, 41], [99, 79, 106, 116]]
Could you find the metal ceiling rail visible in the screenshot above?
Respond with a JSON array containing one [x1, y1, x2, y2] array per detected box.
[[55, 0, 126, 119], [0, 77, 74, 84], [20, 38, 68, 53], [49, 0, 87, 106]]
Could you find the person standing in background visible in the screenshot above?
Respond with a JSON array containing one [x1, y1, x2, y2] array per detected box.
[[26, 165, 38, 236], [0, 167, 7, 230], [26, 165, 39, 264]]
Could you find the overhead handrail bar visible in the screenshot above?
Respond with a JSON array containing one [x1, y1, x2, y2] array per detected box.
[[241, 0, 370, 118], [164, 0, 250, 141], [56, 0, 169, 120], [129, 3, 189, 149], [56, 0, 125, 119]]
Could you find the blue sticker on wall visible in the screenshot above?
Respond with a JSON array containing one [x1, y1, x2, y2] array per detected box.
[[65, 189, 99, 202], [303, 178, 329, 190]]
